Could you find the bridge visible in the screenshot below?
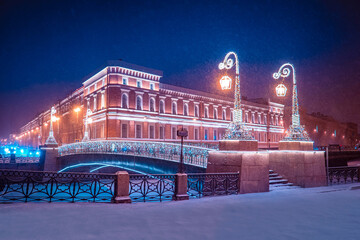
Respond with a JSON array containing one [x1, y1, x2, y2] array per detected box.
[[56, 140, 211, 174]]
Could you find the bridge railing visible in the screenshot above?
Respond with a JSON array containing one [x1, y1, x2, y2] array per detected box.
[[0, 170, 239, 203], [328, 166, 360, 185], [58, 140, 211, 168], [0, 169, 115, 203]]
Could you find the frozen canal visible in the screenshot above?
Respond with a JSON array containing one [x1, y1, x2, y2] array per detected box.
[[1, 183, 360, 240]]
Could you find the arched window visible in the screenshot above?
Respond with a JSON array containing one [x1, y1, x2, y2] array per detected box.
[[205, 107, 209, 118], [159, 100, 165, 113], [194, 105, 199, 117], [183, 103, 188, 116], [258, 114, 261, 124], [172, 102, 177, 114], [222, 110, 226, 120], [252, 114, 255, 123], [121, 94, 128, 109], [214, 108, 218, 119], [136, 95, 142, 110], [149, 98, 155, 112], [264, 116, 267, 125]]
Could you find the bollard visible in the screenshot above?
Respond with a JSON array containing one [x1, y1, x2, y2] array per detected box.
[[113, 171, 132, 203], [173, 173, 189, 201]]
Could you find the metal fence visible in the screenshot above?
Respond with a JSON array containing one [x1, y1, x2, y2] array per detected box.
[[129, 174, 176, 202], [0, 170, 116, 203], [0, 170, 239, 203], [328, 166, 360, 184], [187, 173, 239, 198], [58, 140, 210, 168]]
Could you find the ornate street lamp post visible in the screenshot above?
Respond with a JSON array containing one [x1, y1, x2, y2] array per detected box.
[[45, 106, 58, 146], [82, 109, 93, 142], [218, 52, 254, 141], [273, 63, 311, 142]]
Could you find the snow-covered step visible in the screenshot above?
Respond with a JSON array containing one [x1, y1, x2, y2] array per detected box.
[[269, 170, 299, 191], [270, 179, 289, 185], [269, 175, 283, 180]]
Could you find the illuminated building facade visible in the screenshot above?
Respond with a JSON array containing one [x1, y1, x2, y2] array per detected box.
[[17, 61, 285, 148], [283, 108, 359, 147]]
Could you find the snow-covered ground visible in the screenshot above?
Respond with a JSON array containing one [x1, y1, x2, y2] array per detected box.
[[1, 184, 360, 240]]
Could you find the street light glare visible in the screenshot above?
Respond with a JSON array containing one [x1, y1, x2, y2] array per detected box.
[[74, 107, 81, 113]]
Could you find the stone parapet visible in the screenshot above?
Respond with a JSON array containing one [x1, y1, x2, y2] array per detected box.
[[207, 151, 269, 194], [269, 151, 326, 188], [219, 140, 258, 151], [279, 141, 314, 151]]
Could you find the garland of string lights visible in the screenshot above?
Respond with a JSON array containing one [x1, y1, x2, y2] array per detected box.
[[218, 52, 255, 140], [58, 140, 210, 168], [273, 63, 311, 141]]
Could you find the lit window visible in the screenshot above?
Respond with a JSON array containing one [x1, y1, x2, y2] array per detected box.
[[136, 96, 142, 110], [204, 129, 208, 140], [137, 80, 142, 88], [214, 130, 217, 140]]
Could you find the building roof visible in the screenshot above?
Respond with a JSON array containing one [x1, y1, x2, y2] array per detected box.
[[82, 60, 163, 83]]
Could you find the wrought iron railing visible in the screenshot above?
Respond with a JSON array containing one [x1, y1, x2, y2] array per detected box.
[[0, 170, 239, 203], [58, 140, 210, 168], [129, 174, 176, 202], [328, 166, 360, 184], [0, 170, 115, 203], [187, 173, 239, 198]]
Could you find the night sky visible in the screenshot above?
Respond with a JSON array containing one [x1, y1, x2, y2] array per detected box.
[[1, 0, 360, 137]]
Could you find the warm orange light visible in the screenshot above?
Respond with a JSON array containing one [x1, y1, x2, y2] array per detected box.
[[74, 107, 81, 113], [87, 118, 93, 124], [219, 76, 232, 90], [51, 116, 59, 122], [44, 123, 48, 127], [276, 84, 287, 97], [36, 127, 39, 130]]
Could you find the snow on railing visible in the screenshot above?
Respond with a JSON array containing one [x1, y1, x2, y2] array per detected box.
[[58, 140, 211, 168]]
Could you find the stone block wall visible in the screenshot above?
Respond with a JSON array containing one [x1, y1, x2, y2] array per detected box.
[[269, 151, 326, 188]]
